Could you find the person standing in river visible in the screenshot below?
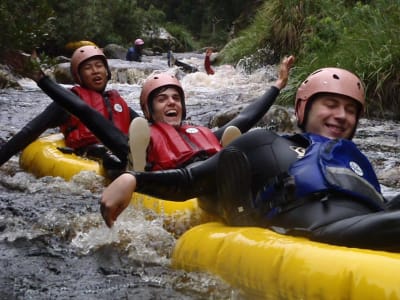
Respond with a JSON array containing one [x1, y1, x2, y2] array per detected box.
[[101, 67, 400, 252], [204, 48, 215, 75], [1, 46, 140, 178]]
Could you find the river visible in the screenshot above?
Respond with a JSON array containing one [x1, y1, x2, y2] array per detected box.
[[0, 53, 399, 299]]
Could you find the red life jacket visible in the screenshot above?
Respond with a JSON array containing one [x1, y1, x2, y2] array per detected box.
[[60, 86, 131, 149], [147, 122, 222, 170]]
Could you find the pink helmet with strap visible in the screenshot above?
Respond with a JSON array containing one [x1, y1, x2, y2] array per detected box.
[[135, 38, 144, 46], [295, 67, 365, 127], [140, 73, 185, 121], [70, 45, 111, 85]]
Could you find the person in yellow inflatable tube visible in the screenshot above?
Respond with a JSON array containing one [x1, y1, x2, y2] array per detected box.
[[101, 66, 400, 252], [1, 46, 140, 178]]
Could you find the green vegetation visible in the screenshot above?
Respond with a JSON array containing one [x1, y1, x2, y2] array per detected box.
[[0, 0, 246, 55], [219, 0, 400, 119], [0, 0, 399, 118]]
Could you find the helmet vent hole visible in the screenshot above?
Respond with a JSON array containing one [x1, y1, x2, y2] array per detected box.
[[332, 74, 340, 80]]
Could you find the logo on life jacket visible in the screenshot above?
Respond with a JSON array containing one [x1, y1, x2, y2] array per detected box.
[[349, 161, 363, 176], [114, 103, 123, 112], [186, 127, 199, 134]]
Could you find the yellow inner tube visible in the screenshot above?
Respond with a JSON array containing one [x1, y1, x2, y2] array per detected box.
[[19, 133, 201, 217], [65, 40, 98, 52], [172, 222, 400, 299]]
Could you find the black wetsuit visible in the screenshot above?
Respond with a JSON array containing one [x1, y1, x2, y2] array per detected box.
[[131, 129, 400, 252], [0, 76, 139, 167]]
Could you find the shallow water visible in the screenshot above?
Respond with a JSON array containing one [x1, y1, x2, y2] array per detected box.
[[0, 54, 399, 299]]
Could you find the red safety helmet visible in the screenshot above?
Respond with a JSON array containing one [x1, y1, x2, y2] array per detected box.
[[140, 73, 185, 121], [295, 67, 365, 127], [70, 45, 111, 85], [135, 38, 144, 46]]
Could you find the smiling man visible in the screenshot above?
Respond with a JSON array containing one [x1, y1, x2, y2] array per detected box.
[[101, 67, 400, 252], [133, 60, 293, 171], [0, 46, 140, 178]]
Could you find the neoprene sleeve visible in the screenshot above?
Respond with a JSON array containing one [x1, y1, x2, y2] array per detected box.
[[213, 86, 280, 140], [0, 102, 66, 166]]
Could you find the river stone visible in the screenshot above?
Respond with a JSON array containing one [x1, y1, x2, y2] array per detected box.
[[0, 64, 22, 89], [210, 104, 297, 133]]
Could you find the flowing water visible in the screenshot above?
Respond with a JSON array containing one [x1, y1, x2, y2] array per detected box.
[[0, 54, 399, 299]]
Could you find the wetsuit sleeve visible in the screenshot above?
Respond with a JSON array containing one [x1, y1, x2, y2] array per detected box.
[[132, 152, 219, 201], [213, 86, 280, 140], [0, 102, 66, 166]]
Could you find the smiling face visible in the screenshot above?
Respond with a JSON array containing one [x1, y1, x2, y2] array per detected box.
[[305, 94, 359, 140], [79, 57, 108, 92], [151, 87, 183, 127]]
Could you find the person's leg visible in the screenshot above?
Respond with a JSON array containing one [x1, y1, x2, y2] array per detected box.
[[266, 194, 400, 250], [216, 147, 258, 226], [311, 208, 400, 251]]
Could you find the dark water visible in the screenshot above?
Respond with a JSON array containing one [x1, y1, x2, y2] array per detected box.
[[1, 55, 400, 299]]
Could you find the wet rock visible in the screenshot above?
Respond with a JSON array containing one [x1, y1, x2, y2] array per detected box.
[[53, 62, 73, 84], [378, 167, 400, 188], [0, 64, 22, 89], [210, 103, 297, 133], [143, 27, 182, 52], [103, 44, 127, 60]]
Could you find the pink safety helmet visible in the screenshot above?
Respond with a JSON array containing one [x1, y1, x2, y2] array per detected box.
[[135, 38, 144, 46], [140, 73, 185, 121], [70, 45, 111, 85], [295, 67, 365, 127]]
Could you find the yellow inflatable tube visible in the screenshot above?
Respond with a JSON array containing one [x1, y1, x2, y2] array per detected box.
[[19, 134, 199, 216], [20, 133, 104, 180], [65, 40, 98, 52], [172, 222, 400, 299]]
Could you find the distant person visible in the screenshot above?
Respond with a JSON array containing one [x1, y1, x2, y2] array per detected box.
[[204, 48, 215, 75], [126, 38, 144, 62]]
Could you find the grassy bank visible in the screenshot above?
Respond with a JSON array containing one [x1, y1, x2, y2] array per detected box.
[[219, 0, 400, 119]]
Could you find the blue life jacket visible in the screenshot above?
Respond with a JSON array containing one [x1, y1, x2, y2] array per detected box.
[[256, 133, 385, 216]]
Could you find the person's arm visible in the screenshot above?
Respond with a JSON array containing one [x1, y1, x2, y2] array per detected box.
[[213, 55, 295, 140], [0, 103, 66, 166], [101, 172, 137, 227]]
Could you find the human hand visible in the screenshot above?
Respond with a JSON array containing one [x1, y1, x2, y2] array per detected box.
[[100, 173, 137, 227], [6, 49, 44, 82], [274, 55, 295, 90]]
